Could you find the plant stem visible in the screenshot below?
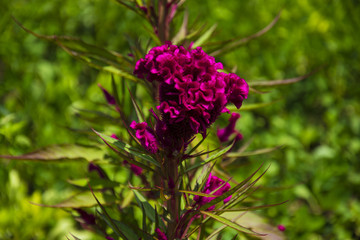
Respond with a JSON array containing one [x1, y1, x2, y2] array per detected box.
[[158, 0, 169, 43], [167, 157, 180, 239]]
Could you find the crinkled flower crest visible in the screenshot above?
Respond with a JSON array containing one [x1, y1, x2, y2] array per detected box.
[[134, 42, 248, 150], [194, 173, 232, 210]]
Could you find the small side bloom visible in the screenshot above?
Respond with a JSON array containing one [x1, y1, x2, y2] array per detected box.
[[194, 173, 232, 210], [98, 84, 116, 105], [278, 224, 286, 232], [155, 228, 168, 240], [130, 121, 158, 154], [75, 209, 96, 230], [217, 112, 243, 142]]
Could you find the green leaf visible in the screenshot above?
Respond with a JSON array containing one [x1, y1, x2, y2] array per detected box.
[[128, 87, 145, 123], [94, 130, 160, 168], [13, 17, 140, 82], [209, 11, 281, 57], [172, 10, 189, 45], [225, 145, 282, 158], [97, 212, 140, 240], [227, 100, 281, 112], [210, 201, 288, 212], [185, 141, 234, 173], [222, 212, 286, 240], [179, 190, 218, 198], [67, 178, 122, 189], [200, 211, 265, 236], [248, 68, 320, 87], [32, 191, 119, 208], [193, 24, 217, 48], [0, 144, 104, 162], [132, 189, 166, 230]]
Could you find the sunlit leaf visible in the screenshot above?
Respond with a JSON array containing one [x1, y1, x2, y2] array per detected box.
[[209, 11, 282, 56], [179, 190, 218, 198], [94, 130, 159, 170], [185, 141, 234, 173], [222, 212, 286, 240], [132, 189, 166, 230], [0, 144, 104, 162], [249, 68, 320, 87], [227, 100, 281, 112], [193, 24, 217, 48], [67, 178, 122, 189], [31, 191, 119, 208], [172, 10, 189, 44], [13, 17, 140, 82], [223, 146, 283, 167], [200, 211, 265, 236]]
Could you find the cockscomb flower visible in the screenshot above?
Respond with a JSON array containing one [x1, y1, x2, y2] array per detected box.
[[134, 42, 248, 151], [130, 121, 158, 154], [217, 112, 243, 142], [194, 173, 232, 210]]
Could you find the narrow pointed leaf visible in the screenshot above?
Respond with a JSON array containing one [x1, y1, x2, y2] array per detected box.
[[193, 24, 217, 48], [0, 144, 104, 162], [200, 211, 265, 236], [226, 145, 282, 158], [31, 191, 119, 208], [13, 17, 139, 82], [227, 100, 281, 112], [248, 68, 320, 87], [172, 10, 188, 44], [94, 130, 160, 168], [132, 189, 166, 230], [178, 190, 218, 198], [210, 11, 281, 56], [210, 200, 288, 212], [89, 186, 126, 239], [128, 87, 145, 123], [67, 178, 121, 189], [185, 141, 234, 173]]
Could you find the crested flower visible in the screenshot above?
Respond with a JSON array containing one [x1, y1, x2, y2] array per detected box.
[[217, 112, 243, 142], [194, 173, 232, 210], [134, 42, 248, 151]]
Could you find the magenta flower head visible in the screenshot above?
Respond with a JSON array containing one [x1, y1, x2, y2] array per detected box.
[[194, 173, 232, 210], [134, 42, 248, 151], [217, 112, 243, 142]]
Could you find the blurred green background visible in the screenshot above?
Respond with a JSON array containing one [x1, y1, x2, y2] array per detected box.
[[1, 0, 359, 239]]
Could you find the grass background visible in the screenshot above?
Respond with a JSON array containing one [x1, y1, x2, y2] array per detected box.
[[1, 0, 359, 239]]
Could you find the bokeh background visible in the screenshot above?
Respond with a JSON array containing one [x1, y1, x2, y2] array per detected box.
[[1, 0, 359, 239]]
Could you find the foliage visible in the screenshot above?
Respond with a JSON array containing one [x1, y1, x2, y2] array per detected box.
[[0, 0, 359, 239]]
